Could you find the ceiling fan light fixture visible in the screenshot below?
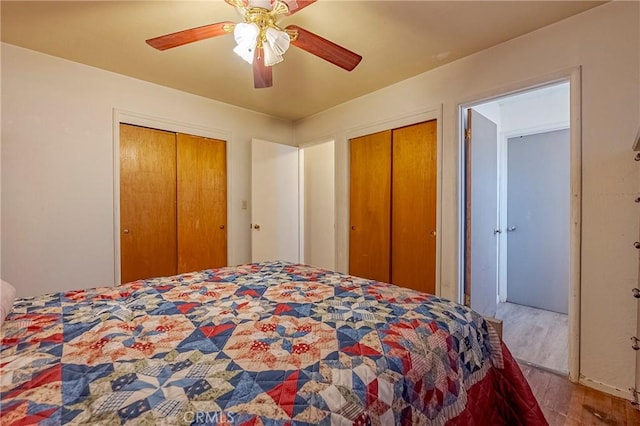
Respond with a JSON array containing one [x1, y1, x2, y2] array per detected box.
[[233, 22, 260, 64], [146, 0, 362, 88], [233, 44, 255, 64], [265, 27, 290, 56], [263, 43, 283, 67], [248, 0, 275, 11]]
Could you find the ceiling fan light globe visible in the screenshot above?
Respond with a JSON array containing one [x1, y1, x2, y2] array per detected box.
[[248, 0, 274, 10], [265, 27, 290, 56], [233, 23, 259, 64], [233, 44, 255, 64], [234, 22, 259, 47], [263, 44, 284, 66]]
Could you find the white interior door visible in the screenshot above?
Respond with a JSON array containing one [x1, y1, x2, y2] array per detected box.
[[467, 108, 499, 317], [507, 129, 570, 314], [251, 139, 299, 263]]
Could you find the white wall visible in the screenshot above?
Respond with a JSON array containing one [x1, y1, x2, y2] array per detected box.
[[1, 43, 293, 298], [295, 2, 639, 398], [302, 141, 335, 269], [499, 82, 570, 134]]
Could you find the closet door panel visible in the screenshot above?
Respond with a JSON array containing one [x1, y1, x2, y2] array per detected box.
[[177, 133, 227, 273], [120, 124, 177, 283], [349, 130, 392, 282], [391, 120, 437, 293]]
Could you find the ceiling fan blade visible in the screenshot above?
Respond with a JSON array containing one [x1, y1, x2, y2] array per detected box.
[[286, 25, 362, 71], [285, 0, 317, 15], [146, 22, 234, 51], [253, 48, 273, 88]]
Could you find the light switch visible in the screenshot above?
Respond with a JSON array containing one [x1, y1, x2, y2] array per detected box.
[[241, 200, 248, 210]]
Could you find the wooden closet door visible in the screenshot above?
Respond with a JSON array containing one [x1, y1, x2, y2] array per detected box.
[[391, 120, 437, 294], [349, 130, 392, 282], [120, 124, 177, 283], [177, 133, 227, 273]]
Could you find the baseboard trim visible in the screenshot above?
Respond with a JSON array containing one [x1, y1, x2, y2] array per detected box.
[[579, 376, 634, 401]]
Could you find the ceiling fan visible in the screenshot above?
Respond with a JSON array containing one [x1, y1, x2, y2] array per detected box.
[[146, 0, 362, 89]]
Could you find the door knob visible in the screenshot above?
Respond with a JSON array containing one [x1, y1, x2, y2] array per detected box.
[[123, 229, 130, 235], [219, 225, 225, 230], [254, 224, 260, 230], [351, 225, 355, 231], [507, 226, 517, 232]]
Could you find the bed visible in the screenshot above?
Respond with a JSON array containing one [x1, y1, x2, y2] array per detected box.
[[0, 261, 546, 425]]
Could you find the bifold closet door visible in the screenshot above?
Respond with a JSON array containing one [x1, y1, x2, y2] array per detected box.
[[120, 124, 177, 283], [177, 133, 227, 273], [391, 120, 437, 294], [349, 130, 392, 282]]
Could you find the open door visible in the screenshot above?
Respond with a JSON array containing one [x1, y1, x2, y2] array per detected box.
[[251, 139, 299, 263], [507, 129, 570, 314], [464, 109, 499, 317]]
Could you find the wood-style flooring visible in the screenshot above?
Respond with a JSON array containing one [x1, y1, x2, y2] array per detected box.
[[521, 363, 640, 425], [496, 301, 568, 373]]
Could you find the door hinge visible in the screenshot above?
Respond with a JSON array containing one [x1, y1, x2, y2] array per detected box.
[[464, 293, 471, 306], [631, 387, 639, 407], [465, 129, 471, 141]]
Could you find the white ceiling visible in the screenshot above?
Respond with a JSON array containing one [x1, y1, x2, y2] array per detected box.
[[1, 1, 605, 121]]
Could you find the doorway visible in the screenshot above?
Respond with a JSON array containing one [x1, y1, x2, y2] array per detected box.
[[300, 141, 336, 270], [461, 81, 576, 375], [250, 139, 336, 267]]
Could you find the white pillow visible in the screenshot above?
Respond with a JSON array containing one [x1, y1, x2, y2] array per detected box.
[[0, 280, 17, 327]]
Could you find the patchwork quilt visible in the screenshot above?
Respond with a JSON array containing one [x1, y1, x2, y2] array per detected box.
[[0, 261, 546, 425]]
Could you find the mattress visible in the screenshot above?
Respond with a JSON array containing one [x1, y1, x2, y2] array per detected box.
[[0, 261, 546, 425]]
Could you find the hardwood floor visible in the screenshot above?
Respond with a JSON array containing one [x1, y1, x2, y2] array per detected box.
[[498, 302, 639, 424], [496, 301, 568, 373], [520, 363, 640, 425]]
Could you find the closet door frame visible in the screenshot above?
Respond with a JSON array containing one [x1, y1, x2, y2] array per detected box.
[[344, 105, 443, 296], [112, 109, 232, 285]]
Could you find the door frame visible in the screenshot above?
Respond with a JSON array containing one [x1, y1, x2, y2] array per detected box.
[[344, 105, 443, 295], [456, 66, 582, 382], [112, 108, 232, 285]]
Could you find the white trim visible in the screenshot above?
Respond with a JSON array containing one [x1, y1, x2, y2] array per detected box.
[[112, 108, 233, 285], [502, 121, 570, 140], [298, 148, 305, 264], [344, 107, 441, 141], [343, 105, 444, 297], [567, 66, 582, 383], [455, 66, 582, 383], [579, 376, 633, 401]]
